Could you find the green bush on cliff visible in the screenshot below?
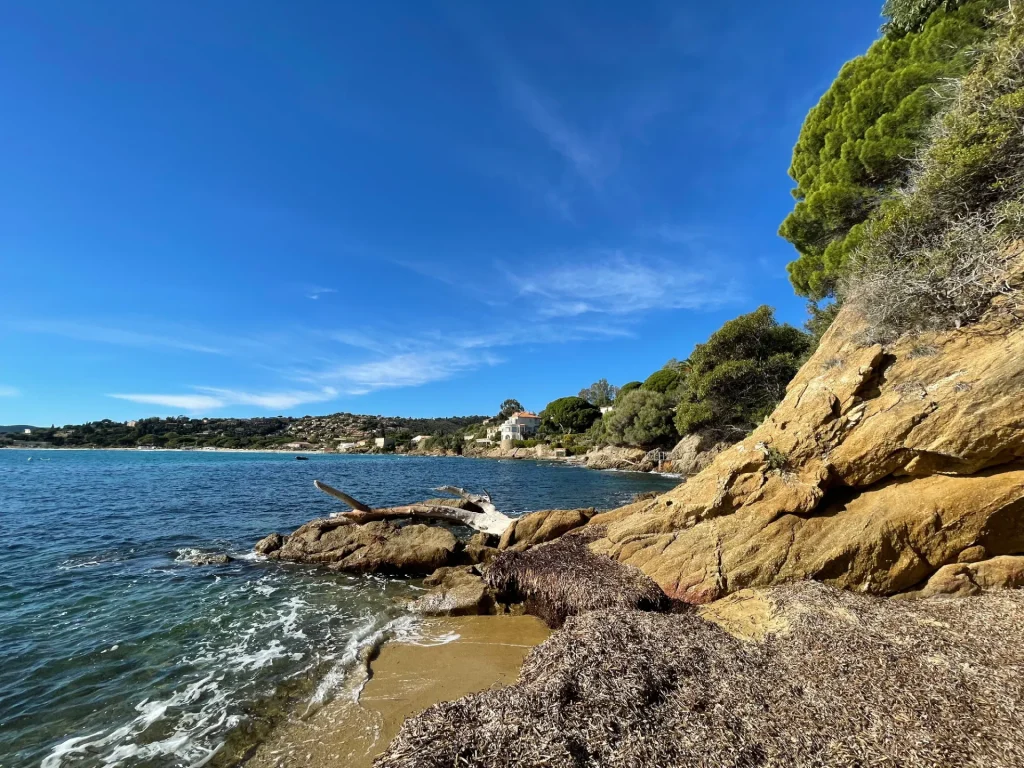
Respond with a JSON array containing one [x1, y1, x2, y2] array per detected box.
[[842, 13, 1024, 339], [780, 0, 1002, 300], [675, 306, 809, 437], [642, 361, 688, 395], [602, 390, 677, 448]]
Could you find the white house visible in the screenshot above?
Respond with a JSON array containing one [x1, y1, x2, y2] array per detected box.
[[411, 435, 431, 444], [500, 411, 542, 441], [23, 428, 31, 435]]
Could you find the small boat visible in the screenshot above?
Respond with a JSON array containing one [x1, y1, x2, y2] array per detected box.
[[295, 456, 309, 461]]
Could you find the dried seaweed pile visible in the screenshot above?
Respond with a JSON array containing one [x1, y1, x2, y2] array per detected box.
[[485, 528, 668, 627], [378, 582, 1024, 768]]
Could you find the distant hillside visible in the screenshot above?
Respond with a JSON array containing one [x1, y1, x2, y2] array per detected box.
[[0, 425, 41, 434], [0, 413, 487, 450]]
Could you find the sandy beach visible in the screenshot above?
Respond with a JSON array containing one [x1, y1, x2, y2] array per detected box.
[[241, 615, 550, 768]]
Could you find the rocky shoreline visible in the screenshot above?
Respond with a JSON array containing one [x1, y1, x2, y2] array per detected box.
[[246, 300, 1024, 766]]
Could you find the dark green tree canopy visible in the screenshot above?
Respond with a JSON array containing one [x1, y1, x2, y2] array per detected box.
[[780, 0, 1000, 300], [602, 390, 677, 448], [642, 361, 688, 395], [541, 397, 601, 434], [498, 399, 524, 420], [577, 379, 618, 407], [675, 306, 810, 437], [617, 381, 643, 396]]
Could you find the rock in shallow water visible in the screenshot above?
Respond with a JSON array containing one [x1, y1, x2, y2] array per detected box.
[[410, 566, 495, 616], [253, 532, 284, 555], [177, 550, 233, 566], [266, 518, 459, 576]]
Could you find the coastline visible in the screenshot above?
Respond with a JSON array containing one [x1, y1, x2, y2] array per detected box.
[[0, 445, 684, 477], [238, 615, 549, 768]]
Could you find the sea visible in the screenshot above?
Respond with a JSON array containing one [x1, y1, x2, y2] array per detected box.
[[0, 449, 678, 768]]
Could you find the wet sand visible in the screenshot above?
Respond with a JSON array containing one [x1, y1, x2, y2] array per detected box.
[[241, 614, 550, 768]]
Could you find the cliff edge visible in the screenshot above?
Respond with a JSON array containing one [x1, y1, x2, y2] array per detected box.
[[589, 303, 1024, 602]]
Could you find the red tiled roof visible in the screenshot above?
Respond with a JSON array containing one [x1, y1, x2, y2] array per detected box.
[[513, 411, 539, 418]]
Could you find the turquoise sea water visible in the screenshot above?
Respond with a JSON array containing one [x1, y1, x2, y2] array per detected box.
[[0, 450, 677, 767]]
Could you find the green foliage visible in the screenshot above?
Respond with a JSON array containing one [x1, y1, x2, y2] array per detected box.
[[541, 396, 601, 434], [577, 379, 618, 407], [617, 381, 642, 397], [675, 306, 810, 437], [642, 366, 683, 394], [764, 445, 790, 473], [781, 0, 1001, 300], [602, 390, 677, 448], [498, 399, 524, 420], [424, 432, 464, 455], [842, 13, 1024, 339]]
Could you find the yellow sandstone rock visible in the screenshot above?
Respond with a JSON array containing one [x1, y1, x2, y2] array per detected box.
[[590, 307, 1024, 602]]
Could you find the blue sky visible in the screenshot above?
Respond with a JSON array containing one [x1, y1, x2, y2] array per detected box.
[[0, 1, 884, 426]]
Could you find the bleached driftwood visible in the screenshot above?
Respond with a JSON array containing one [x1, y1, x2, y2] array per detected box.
[[313, 480, 514, 536]]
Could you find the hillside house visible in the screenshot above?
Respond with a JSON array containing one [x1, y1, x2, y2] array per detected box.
[[500, 411, 541, 441]]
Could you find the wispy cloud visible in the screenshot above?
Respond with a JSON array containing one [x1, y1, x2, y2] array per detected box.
[[109, 386, 339, 413], [306, 286, 337, 300], [310, 350, 500, 395], [506, 252, 738, 318], [502, 72, 604, 188], [0, 385, 19, 397], [15, 320, 227, 355]]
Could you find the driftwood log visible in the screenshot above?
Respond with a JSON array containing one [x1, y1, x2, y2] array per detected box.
[[313, 480, 515, 536]]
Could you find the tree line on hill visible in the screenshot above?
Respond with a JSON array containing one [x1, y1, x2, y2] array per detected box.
[[0, 413, 486, 450], [515, 305, 810, 454]]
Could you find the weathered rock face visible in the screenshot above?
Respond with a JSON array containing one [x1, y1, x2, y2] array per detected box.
[[409, 566, 495, 616], [267, 518, 458, 575], [666, 432, 732, 476], [254, 532, 284, 556], [590, 307, 1024, 602], [574, 445, 650, 471], [908, 555, 1024, 598], [498, 508, 596, 551]]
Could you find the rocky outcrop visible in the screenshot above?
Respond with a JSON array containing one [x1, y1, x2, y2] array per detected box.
[[906, 555, 1024, 597], [254, 532, 284, 555], [265, 518, 459, 576], [666, 431, 732, 476], [254, 508, 581, 576], [379, 582, 1024, 768], [409, 566, 496, 616], [497, 508, 596, 551], [589, 306, 1024, 603], [573, 445, 650, 471]]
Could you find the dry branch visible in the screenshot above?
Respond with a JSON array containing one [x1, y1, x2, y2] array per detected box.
[[313, 480, 514, 536]]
